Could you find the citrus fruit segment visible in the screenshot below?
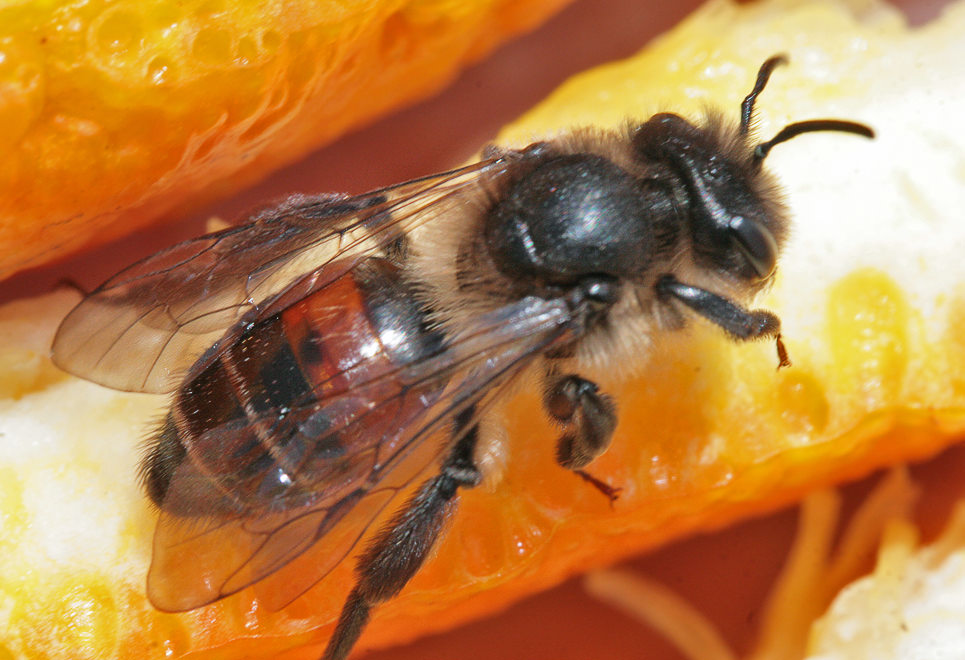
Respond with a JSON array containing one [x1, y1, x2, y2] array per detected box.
[[808, 499, 965, 660], [3, 0, 965, 658], [0, 0, 573, 280]]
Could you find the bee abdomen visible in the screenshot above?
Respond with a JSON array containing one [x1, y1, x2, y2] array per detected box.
[[142, 258, 447, 516]]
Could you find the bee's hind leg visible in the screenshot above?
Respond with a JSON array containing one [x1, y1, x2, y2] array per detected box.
[[543, 371, 621, 503], [321, 409, 481, 660]]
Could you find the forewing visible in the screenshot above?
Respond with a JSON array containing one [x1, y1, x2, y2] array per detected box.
[[52, 159, 506, 394], [145, 295, 575, 612]]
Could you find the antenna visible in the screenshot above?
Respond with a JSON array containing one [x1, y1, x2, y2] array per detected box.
[[740, 54, 875, 164]]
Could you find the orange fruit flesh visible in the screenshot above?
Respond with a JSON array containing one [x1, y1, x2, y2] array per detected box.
[[0, 0, 573, 280], [4, 0, 965, 658]]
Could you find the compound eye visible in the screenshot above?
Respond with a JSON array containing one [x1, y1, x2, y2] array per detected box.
[[728, 215, 778, 279]]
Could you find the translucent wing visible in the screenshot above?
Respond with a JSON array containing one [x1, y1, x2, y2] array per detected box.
[[145, 294, 575, 612], [52, 159, 508, 394]]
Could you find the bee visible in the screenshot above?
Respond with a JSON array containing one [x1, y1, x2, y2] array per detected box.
[[52, 55, 873, 659]]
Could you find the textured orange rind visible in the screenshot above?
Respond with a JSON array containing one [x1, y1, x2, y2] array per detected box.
[[0, 0, 573, 279]]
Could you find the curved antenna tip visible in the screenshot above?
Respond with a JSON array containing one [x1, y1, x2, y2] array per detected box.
[[754, 119, 875, 162]]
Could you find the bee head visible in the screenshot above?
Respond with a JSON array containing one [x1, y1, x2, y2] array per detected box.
[[633, 55, 873, 285]]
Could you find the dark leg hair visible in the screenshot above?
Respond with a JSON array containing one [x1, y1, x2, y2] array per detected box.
[[321, 411, 482, 660], [543, 372, 620, 503]]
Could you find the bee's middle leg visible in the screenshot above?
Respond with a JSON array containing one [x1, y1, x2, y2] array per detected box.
[[543, 371, 620, 502]]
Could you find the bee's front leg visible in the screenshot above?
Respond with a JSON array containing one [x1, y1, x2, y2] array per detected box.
[[543, 372, 621, 503]]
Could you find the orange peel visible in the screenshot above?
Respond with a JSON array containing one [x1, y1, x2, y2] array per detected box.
[[0, 0, 573, 279]]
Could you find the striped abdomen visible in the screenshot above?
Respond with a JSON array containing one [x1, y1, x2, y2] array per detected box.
[[142, 258, 447, 516]]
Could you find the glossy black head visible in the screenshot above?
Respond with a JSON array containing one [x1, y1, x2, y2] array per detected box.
[[633, 112, 784, 281], [634, 55, 873, 285], [485, 153, 660, 285]]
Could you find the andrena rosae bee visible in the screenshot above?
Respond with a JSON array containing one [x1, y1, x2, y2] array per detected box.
[[51, 56, 873, 659]]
